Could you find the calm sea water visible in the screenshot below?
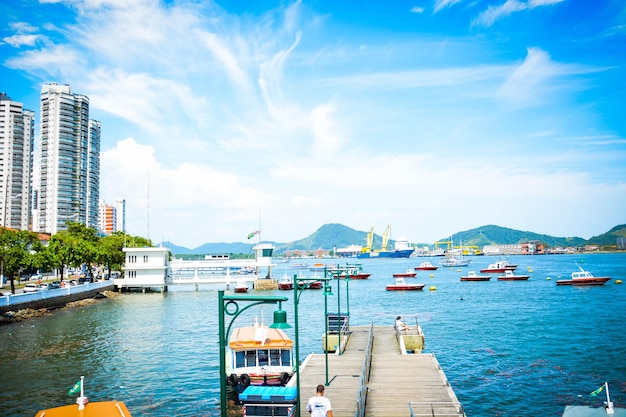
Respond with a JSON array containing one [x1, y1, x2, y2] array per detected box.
[[1, 253, 625, 417]]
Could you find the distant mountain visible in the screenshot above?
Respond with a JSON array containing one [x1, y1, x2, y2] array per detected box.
[[586, 224, 626, 246], [160, 223, 624, 255], [440, 225, 588, 248]]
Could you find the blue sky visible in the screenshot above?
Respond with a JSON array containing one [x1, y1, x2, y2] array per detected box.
[[1, 0, 625, 248]]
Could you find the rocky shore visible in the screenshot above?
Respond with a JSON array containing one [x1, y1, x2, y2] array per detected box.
[[0, 290, 120, 324]]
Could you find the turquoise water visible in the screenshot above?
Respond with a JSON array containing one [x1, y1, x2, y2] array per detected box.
[[1, 254, 625, 416]]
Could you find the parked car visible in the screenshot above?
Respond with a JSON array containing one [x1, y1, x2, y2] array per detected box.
[[23, 283, 41, 293], [48, 281, 61, 289], [30, 274, 43, 282]]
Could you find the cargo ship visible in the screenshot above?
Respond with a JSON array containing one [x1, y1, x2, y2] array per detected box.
[[357, 225, 415, 259]]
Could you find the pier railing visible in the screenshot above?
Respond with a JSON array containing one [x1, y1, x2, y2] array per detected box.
[[354, 321, 374, 417], [408, 401, 465, 417]]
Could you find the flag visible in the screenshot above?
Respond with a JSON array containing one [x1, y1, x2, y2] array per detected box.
[[247, 230, 260, 239], [590, 385, 604, 397], [68, 379, 81, 396]]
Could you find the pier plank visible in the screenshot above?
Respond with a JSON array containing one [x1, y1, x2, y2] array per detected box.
[[295, 326, 464, 417]]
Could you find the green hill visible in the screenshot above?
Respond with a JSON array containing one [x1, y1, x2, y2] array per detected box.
[[163, 223, 625, 255]]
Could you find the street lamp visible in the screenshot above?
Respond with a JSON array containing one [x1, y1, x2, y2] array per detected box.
[[292, 275, 331, 417], [218, 291, 290, 417], [323, 282, 333, 385]]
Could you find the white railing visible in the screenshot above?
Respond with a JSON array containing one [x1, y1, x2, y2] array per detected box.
[[0, 280, 113, 308]]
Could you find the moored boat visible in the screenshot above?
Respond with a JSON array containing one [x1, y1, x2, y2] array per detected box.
[[460, 271, 491, 281], [35, 377, 133, 417], [234, 279, 249, 293], [497, 270, 530, 281], [440, 256, 471, 267], [392, 269, 417, 278], [297, 280, 323, 289], [480, 259, 517, 273], [226, 319, 294, 387], [386, 277, 425, 291], [414, 261, 438, 271], [278, 275, 293, 290], [556, 265, 611, 286]]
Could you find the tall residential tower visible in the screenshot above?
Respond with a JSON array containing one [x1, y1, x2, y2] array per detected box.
[[0, 92, 35, 230], [38, 83, 100, 234]]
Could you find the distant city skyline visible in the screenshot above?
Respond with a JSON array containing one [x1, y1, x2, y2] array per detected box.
[[1, 1, 624, 247]]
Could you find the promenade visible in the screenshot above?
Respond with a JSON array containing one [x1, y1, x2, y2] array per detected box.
[[294, 325, 465, 417]]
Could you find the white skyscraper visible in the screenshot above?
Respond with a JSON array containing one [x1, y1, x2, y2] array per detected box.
[[38, 83, 100, 234], [0, 92, 35, 230], [112, 198, 126, 233]]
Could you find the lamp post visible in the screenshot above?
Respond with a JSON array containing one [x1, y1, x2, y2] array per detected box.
[[292, 275, 331, 417], [323, 282, 333, 385], [218, 291, 290, 417]]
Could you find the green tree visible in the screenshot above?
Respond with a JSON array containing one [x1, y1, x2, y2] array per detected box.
[[0, 229, 42, 294], [46, 222, 99, 281]]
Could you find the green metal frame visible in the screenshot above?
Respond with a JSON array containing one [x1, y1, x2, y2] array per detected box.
[[218, 291, 289, 417]]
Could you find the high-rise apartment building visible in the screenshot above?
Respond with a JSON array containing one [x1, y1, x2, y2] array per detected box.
[[38, 83, 100, 234], [99, 201, 116, 235], [0, 92, 35, 230], [112, 198, 126, 233]]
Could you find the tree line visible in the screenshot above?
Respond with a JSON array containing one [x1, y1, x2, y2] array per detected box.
[[0, 222, 152, 294]]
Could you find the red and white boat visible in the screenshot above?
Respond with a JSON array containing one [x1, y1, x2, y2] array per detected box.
[[392, 269, 417, 278], [278, 275, 293, 290], [386, 277, 425, 291], [234, 279, 249, 293], [556, 266, 611, 286], [497, 270, 530, 281], [414, 261, 438, 271], [480, 259, 517, 273], [347, 273, 371, 280], [296, 280, 323, 289], [460, 271, 491, 281]]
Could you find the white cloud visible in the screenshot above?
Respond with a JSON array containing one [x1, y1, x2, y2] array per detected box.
[[2, 34, 39, 47], [473, 0, 566, 27]]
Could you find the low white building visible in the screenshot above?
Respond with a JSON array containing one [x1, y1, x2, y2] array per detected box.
[[115, 247, 170, 291]]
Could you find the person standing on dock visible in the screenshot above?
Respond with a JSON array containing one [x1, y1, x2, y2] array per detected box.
[[307, 384, 333, 417]]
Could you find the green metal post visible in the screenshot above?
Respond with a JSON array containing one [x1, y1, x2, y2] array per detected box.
[[324, 286, 329, 385], [336, 271, 341, 355], [218, 290, 227, 417], [293, 274, 301, 417]]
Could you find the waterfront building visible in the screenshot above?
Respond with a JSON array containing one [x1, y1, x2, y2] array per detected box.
[[37, 83, 100, 234], [0, 92, 35, 230]]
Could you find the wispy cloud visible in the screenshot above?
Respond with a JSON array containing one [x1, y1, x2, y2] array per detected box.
[[433, 0, 464, 13], [473, 0, 566, 27]]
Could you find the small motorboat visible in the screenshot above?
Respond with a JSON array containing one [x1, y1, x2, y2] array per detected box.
[[386, 277, 425, 291], [460, 271, 491, 281], [348, 273, 371, 280], [556, 265, 611, 286], [414, 261, 438, 271], [234, 279, 249, 293], [497, 270, 530, 281], [297, 280, 323, 289], [278, 275, 293, 290], [480, 259, 517, 273], [392, 269, 417, 278], [35, 377, 133, 417]]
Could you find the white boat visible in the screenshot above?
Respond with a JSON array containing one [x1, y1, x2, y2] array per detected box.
[[460, 271, 491, 281], [386, 277, 425, 291], [278, 275, 293, 290], [440, 256, 471, 267], [562, 382, 625, 416], [234, 279, 249, 293], [556, 265, 611, 286], [497, 270, 530, 281], [226, 319, 294, 387]]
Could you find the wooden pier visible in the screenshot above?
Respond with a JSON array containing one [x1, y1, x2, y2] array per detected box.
[[292, 325, 465, 417]]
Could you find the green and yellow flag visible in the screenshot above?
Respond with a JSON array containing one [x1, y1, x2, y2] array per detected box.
[[68, 379, 81, 396], [590, 385, 604, 397]]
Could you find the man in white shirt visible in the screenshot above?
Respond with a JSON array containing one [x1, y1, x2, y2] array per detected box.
[[395, 315, 410, 332], [306, 384, 333, 417]]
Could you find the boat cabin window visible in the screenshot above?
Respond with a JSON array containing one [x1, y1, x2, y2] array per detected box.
[[258, 349, 269, 366], [270, 349, 281, 366], [235, 349, 291, 367], [281, 350, 291, 366]]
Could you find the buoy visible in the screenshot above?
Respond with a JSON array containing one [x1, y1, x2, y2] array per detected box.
[[429, 274, 434, 278], [546, 277, 552, 280], [429, 286, 436, 291], [616, 279, 622, 285], [456, 269, 461, 272]]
